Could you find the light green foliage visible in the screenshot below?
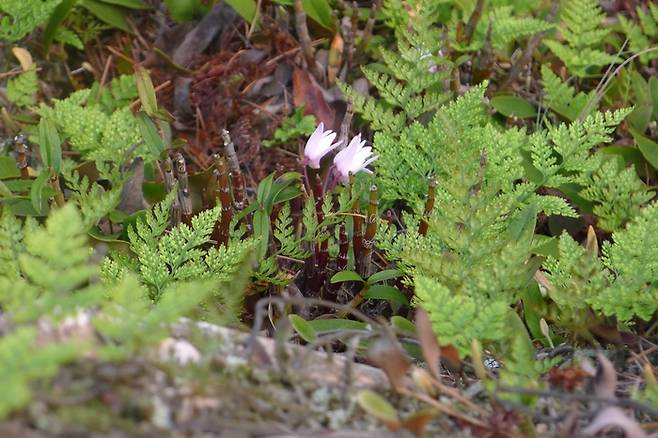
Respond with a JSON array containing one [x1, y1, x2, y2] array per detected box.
[[618, 3, 658, 64], [543, 202, 658, 326], [544, 0, 620, 77], [93, 276, 218, 359], [0, 0, 60, 41], [415, 276, 508, 355], [579, 159, 654, 232], [340, 0, 451, 134], [541, 65, 594, 121], [595, 202, 658, 322], [497, 325, 560, 405], [103, 191, 255, 301], [0, 327, 81, 418], [526, 108, 631, 188], [0, 205, 100, 323], [450, 5, 554, 52], [0, 208, 24, 279], [263, 107, 316, 148], [53, 28, 84, 50], [36, 84, 145, 164], [274, 203, 310, 260], [60, 162, 124, 228], [7, 68, 38, 107]]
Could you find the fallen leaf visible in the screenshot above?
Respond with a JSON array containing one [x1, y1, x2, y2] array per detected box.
[[582, 406, 646, 438], [367, 333, 411, 392], [594, 353, 617, 399], [293, 67, 335, 128], [415, 307, 441, 381]]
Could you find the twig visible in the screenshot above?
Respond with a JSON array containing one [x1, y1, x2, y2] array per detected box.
[[495, 385, 658, 417], [419, 177, 437, 237], [293, 0, 325, 84]]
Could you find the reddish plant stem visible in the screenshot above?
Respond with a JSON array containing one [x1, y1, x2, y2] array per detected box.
[[50, 174, 66, 207], [213, 156, 233, 247], [15, 136, 29, 180], [163, 156, 181, 227], [336, 223, 349, 271], [310, 173, 326, 294], [350, 176, 364, 273], [222, 129, 246, 213], [360, 184, 378, 278], [174, 153, 193, 224], [419, 177, 437, 237]]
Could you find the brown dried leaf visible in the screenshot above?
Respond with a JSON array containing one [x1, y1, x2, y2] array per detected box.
[[292, 67, 335, 128], [367, 334, 411, 392], [415, 307, 441, 381], [586, 225, 599, 257], [594, 353, 617, 399], [402, 408, 439, 438], [582, 406, 646, 438]]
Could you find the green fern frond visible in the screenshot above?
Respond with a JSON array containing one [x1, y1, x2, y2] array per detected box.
[[6, 68, 38, 107], [544, 0, 621, 77], [0, 0, 60, 41], [541, 65, 595, 121]]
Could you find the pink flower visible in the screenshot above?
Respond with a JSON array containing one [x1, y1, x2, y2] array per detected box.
[[333, 134, 378, 183], [303, 122, 341, 169]]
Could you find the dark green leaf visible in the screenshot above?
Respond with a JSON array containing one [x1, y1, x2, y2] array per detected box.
[[364, 285, 408, 306], [491, 95, 536, 118], [630, 128, 658, 170], [30, 171, 50, 214], [367, 269, 402, 285], [390, 316, 416, 334], [253, 210, 270, 260], [257, 173, 274, 208], [302, 0, 332, 29], [100, 0, 149, 9], [508, 203, 538, 243], [330, 270, 364, 283], [0, 157, 20, 180], [133, 64, 158, 115], [225, 0, 257, 22], [307, 319, 368, 333], [0, 181, 12, 198], [288, 314, 317, 343], [136, 113, 165, 159], [81, 0, 132, 32], [37, 118, 62, 173], [43, 0, 77, 51]]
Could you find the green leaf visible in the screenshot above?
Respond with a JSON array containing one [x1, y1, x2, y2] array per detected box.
[[38, 118, 62, 173], [306, 319, 368, 333], [630, 129, 658, 171], [508, 203, 538, 243], [256, 173, 274, 207], [364, 285, 408, 306], [0, 157, 20, 180], [0, 181, 12, 198], [225, 0, 257, 22], [253, 210, 270, 260], [136, 113, 165, 159], [302, 0, 333, 29], [356, 390, 400, 428], [288, 314, 317, 343], [330, 270, 364, 283], [81, 0, 132, 32], [367, 269, 402, 285], [390, 316, 416, 334], [491, 95, 537, 118], [133, 65, 158, 115], [100, 0, 149, 9], [30, 171, 50, 214], [43, 0, 77, 51]]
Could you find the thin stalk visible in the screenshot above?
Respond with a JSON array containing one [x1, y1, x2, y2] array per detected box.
[[50, 174, 65, 207], [360, 184, 378, 278], [419, 177, 437, 237], [174, 153, 192, 224], [336, 223, 349, 271], [350, 175, 363, 273], [213, 156, 233, 247], [15, 136, 29, 180], [222, 129, 246, 213], [163, 156, 181, 227]]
